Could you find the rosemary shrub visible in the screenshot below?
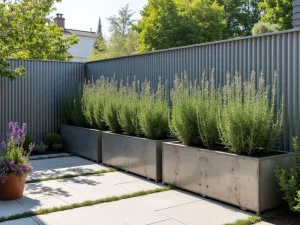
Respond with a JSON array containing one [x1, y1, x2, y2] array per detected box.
[[61, 88, 85, 127], [138, 79, 169, 140], [92, 77, 106, 130], [196, 72, 220, 148], [218, 72, 283, 155], [118, 78, 141, 136], [103, 77, 122, 133], [170, 74, 198, 146], [82, 80, 97, 128]]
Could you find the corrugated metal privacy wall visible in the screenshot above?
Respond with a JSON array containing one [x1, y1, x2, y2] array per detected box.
[[86, 29, 300, 151], [0, 59, 84, 142]]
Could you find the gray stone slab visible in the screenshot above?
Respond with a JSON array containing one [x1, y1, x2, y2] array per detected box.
[[24, 190, 251, 225], [28, 156, 109, 180], [0, 218, 38, 225], [29, 153, 71, 160], [158, 198, 251, 225]]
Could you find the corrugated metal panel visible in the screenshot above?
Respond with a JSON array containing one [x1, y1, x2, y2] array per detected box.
[[86, 29, 300, 151], [0, 59, 84, 142]]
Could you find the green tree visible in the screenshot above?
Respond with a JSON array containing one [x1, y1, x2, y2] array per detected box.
[[94, 17, 106, 53], [107, 3, 135, 37], [135, 0, 225, 52], [89, 4, 138, 60], [259, 0, 293, 30], [217, 0, 261, 38], [0, 0, 78, 79]]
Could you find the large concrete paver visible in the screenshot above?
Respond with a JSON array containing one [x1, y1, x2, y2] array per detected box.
[[29, 190, 251, 225], [28, 156, 109, 180], [255, 222, 274, 225]]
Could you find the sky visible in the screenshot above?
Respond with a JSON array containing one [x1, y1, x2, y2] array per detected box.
[[53, 0, 148, 37]]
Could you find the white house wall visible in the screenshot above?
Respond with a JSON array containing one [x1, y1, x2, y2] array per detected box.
[[64, 34, 96, 61]]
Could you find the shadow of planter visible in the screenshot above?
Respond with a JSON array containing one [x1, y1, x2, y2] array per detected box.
[[102, 131, 173, 181], [61, 125, 102, 162], [162, 141, 296, 213]]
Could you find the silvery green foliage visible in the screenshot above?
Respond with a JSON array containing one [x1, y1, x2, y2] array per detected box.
[[138, 79, 169, 140], [118, 78, 141, 136], [196, 72, 220, 148], [169, 74, 198, 146], [218, 72, 283, 155], [103, 77, 122, 133], [82, 81, 97, 128], [61, 88, 85, 127], [92, 77, 106, 130]]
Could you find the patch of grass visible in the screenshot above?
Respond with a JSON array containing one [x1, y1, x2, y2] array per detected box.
[[26, 168, 116, 183], [224, 215, 262, 225], [0, 186, 171, 223]]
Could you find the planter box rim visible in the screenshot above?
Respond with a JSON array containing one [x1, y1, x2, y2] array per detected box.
[[62, 124, 102, 132], [163, 141, 294, 160], [102, 131, 175, 142]]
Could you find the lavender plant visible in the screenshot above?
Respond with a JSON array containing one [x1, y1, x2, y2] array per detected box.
[[138, 79, 170, 140], [218, 72, 283, 155], [0, 122, 34, 184]]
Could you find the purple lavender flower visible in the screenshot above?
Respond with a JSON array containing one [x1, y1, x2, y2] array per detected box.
[[8, 161, 16, 171], [8, 122, 14, 133], [21, 123, 27, 134]]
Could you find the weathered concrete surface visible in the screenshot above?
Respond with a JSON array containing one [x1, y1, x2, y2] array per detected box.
[[162, 141, 295, 213], [61, 125, 102, 162], [102, 131, 172, 181]]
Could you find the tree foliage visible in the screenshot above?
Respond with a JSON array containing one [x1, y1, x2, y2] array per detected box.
[[90, 4, 137, 60], [217, 0, 261, 38], [259, 0, 293, 30], [135, 0, 225, 52], [0, 0, 78, 78], [251, 21, 279, 35]]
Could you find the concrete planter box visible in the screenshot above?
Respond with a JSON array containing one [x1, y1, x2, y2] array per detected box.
[[61, 125, 102, 162], [102, 131, 171, 181], [162, 141, 295, 213]]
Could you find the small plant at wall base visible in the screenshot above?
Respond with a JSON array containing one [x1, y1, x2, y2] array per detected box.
[[0, 122, 34, 200], [276, 137, 300, 212], [44, 133, 62, 151], [218, 72, 283, 155], [170, 74, 198, 146], [138, 79, 170, 140]]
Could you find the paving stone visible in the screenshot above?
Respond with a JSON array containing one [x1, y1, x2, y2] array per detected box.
[[116, 180, 164, 192], [28, 156, 109, 180], [29, 153, 71, 160], [152, 219, 185, 225], [158, 198, 251, 225], [0, 218, 38, 225]]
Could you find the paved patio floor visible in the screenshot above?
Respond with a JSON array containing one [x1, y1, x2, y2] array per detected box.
[[0, 155, 269, 225]]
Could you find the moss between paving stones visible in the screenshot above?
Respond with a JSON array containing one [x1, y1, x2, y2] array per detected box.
[[224, 215, 262, 225], [0, 186, 172, 223], [26, 168, 117, 183]]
